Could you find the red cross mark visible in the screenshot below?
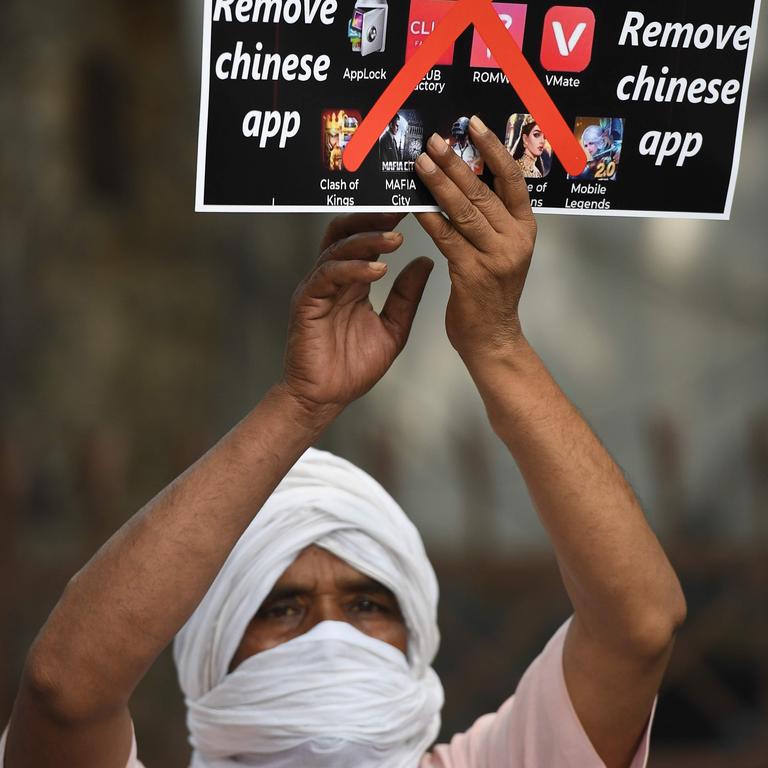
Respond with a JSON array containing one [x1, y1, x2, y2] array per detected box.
[[343, 0, 586, 176]]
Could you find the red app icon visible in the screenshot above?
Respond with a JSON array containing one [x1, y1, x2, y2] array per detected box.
[[540, 6, 595, 72], [406, 0, 456, 66], [470, 3, 527, 69]]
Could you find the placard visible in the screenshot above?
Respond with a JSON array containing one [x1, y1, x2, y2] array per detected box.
[[196, 0, 761, 218]]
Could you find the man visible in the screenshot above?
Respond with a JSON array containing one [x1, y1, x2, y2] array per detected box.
[[379, 115, 403, 166], [2, 119, 685, 767]]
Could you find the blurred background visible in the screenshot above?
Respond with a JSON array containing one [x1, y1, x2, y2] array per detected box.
[[1, 1, 767, 766]]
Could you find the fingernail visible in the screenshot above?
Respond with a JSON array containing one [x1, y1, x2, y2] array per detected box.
[[417, 152, 436, 172], [370, 261, 387, 271], [428, 133, 450, 154], [382, 231, 401, 241], [470, 115, 488, 133]]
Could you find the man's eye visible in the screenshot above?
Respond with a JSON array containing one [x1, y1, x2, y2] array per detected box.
[[353, 598, 387, 614], [259, 603, 299, 619]]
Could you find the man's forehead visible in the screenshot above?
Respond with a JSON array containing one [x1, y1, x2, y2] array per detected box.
[[268, 545, 390, 594]]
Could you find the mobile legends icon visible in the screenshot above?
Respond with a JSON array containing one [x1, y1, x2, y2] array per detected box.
[[569, 117, 624, 181]]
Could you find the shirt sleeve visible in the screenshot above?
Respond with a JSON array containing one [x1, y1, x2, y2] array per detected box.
[[421, 619, 655, 768], [122, 720, 145, 768]]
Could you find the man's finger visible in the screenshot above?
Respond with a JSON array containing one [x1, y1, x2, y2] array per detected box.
[[422, 133, 513, 234], [468, 116, 534, 223], [415, 150, 498, 253], [317, 231, 404, 265], [302, 259, 388, 301], [320, 213, 406, 252], [413, 212, 468, 265], [380, 257, 434, 350]]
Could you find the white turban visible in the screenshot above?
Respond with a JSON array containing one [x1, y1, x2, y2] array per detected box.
[[174, 448, 444, 768]]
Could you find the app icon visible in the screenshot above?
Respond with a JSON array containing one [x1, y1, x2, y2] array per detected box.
[[406, 0, 456, 66], [568, 117, 624, 181], [348, 1, 389, 56], [540, 6, 595, 72], [379, 110, 425, 173], [470, 3, 527, 69], [322, 109, 361, 172], [445, 116, 484, 175], [505, 114, 552, 178]]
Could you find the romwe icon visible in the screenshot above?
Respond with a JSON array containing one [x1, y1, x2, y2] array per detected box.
[[470, 3, 527, 68], [348, 1, 389, 56]]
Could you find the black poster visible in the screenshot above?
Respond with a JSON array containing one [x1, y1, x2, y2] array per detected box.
[[196, 0, 761, 218]]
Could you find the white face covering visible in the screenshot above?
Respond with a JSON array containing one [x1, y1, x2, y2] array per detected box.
[[174, 448, 444, 768]]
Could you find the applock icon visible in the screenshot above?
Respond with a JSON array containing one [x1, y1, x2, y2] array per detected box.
[[348, 0, 389, 56]]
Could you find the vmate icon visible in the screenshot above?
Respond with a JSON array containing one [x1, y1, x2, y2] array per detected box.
[[540, 6, 596, 72]]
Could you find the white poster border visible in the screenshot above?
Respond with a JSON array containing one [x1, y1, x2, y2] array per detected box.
[[195, 0, 763, 221]]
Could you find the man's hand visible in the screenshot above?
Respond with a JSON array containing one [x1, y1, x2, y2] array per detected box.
[[414, 117, 536, 373], [282, 213, 433, 413]]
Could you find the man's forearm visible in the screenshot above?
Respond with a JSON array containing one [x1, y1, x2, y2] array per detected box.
[[22, 384, 337, 719], [467, 339, 686, 656]]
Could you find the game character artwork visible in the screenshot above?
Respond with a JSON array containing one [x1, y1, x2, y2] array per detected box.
[[378, 110, 425, 172], [322, 109, 361, 171], [446, 116, 484, 175], [570, 117, 624, 181], [505, 113, 553, 178]]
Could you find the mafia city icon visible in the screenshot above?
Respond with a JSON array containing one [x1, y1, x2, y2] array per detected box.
[[348, 0, 389, 56], [378, 110, 425, 172]]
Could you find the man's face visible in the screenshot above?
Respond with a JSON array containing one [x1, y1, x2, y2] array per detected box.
[[390, 119, 400, 135], [230, 546, 407, 670]]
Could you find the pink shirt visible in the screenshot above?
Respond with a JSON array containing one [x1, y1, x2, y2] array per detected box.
[[1, 622, 654, 767], [128, 622, 653, 768]]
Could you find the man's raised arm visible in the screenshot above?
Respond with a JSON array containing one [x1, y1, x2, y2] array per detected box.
[[4, 215, 433, 768], [415, 119, 686, 768]]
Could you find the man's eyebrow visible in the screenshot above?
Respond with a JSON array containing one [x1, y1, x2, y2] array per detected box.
[[260, 584, 313, 602], [336, 576, 395, 597], [261, 577, 396, 601]]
